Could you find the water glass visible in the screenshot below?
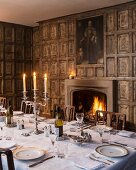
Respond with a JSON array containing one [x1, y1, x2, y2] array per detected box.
[[96, 121, 106, 143], [76, 113, 84, 125]]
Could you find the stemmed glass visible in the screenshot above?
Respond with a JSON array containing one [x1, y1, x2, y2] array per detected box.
[[0, 122, 5, 140], [49, 126, 57, 155], [96, 121, 106, 143], [76, 113, 84, 127]]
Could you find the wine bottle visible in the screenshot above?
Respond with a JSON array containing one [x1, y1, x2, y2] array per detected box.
[[6, 100, 13, 125], [55, 106, 63, 137]]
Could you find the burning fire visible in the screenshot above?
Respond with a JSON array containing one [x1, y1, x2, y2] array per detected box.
[[92, 96, 106, 116]]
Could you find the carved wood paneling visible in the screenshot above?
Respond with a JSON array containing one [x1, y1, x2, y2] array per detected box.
[[5, 27, 14, 42], [96, 67, 104, 77], [106, 12, 115, 32], [118, 81, 129, 100], [106, 35, 115, 54], [50, 79, 59, 97], [133, 8, 136, 28], [0, 26, 4, 41], [118, 34, 129, 54], [117, 57, 129, 77], [4, 79, 13, 93], [119, 104, 129, 122], [5, 62, 14, 76], [106, 58, 115, 77], [133, 56, 136, 77], [133, 32, 136, 53], [118, 10, 129, 30]]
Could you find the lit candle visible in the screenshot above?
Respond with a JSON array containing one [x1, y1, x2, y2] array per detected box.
[[33, 72, 37, 90], [23, 74, 26, 92], [44, 74, 47, 94]]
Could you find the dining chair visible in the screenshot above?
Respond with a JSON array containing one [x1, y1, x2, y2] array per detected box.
[[0, 97, 6, 108], [64, 105, 75, 121], [20, 100, 34, 114], [0, 148, 15, 170], [95, 110, 126, 130]]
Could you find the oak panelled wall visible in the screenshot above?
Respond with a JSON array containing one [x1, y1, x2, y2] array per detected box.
[[0, 22, 33, 110], [33, 1, 136, 130]]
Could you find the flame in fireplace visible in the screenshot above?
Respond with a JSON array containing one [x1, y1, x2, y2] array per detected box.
[[92, 96, 106, 116]]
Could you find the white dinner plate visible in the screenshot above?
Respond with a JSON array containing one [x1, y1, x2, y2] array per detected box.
[[0, 140, 16, 149], [13, 147, 45, 160], [96, 144, 128, 157]]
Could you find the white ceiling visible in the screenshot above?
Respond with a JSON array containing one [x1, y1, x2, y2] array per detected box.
[[0, 0, 133, 27]]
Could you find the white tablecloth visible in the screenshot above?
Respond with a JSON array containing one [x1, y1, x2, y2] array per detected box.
[[1, 116, 136, 170]]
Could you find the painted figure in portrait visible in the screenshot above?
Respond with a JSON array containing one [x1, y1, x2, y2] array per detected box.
[[76, 16, 103, 64]]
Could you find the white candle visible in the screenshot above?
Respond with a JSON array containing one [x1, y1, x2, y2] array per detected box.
[[23, 74, 26, 92], [44, 74, 47, 94], [33, 72, 37, 90]]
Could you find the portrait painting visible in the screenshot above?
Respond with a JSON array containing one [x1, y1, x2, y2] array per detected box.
[[76, 15, 104, 65]]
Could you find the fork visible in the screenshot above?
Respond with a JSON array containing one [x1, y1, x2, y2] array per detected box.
[[91, 153, 114, 164], [89, 154, 110, 165]]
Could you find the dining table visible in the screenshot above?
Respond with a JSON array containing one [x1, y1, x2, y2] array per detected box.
[[1, 113, 136, 170]]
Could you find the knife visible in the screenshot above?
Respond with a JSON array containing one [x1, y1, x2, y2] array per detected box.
[[29, 155, 55, 167], [113, 142, 136, 150]]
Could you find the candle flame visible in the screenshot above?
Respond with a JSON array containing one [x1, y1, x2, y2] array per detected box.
[[44, 73, 47, 79], [33, 72, 36, 76]]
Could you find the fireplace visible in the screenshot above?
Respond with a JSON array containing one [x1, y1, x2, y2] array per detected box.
[[65, 79, 117, 119]]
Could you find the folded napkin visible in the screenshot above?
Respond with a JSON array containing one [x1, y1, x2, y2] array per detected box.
[[73, 156, 104, 170], [118, 130, 135, 137]]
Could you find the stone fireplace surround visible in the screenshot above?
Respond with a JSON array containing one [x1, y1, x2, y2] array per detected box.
[[65, 79, 117, 112]]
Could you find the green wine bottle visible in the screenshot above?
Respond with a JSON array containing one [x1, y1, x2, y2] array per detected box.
[[55, 106, 63, 137]]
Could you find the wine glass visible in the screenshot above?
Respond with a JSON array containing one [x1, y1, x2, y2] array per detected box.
[[76, 113, 84, 126], [0, 122, 5, 139], [96, 121, 106, 143], [49, 126, 57, 154]]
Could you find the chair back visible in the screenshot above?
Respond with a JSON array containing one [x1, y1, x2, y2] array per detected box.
[[0, 148, 15, 170], [64, 105, 75, 121], [20, 100, 34, 114], [95, 110, 126, 130], [0, 97, 6, 108]]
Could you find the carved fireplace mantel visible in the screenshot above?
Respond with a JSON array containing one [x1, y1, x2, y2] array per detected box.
[[65, 79, 117, 111]]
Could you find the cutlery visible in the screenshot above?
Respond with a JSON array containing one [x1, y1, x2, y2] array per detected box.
[[75, 164, 87, 170], [29, 155, 55, 167], [91, 153, 114, 164], [112, 142, 136, 150], [89, 155, 110, 165]]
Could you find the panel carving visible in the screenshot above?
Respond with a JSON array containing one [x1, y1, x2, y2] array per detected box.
[[5, 45, 14, 53], [5, 27, 14, 42], [50, 24, 57, 39], [59, 41, 68, 57], [59, 61, 67, 77], [60, 98, 65, 107], [42, 61, 48, 74], [50, 80, 59, 97], [15, 96, 22, 110], [106, 35, 115, 54], [0, 62, 3, 76], [42, 24, 49, 40], [15, 28, 24, 43], [106, 12, 115, 32], [50, 42, 58, 57], [4, 79, 13, 93], [119, 104, 129, 121], [24, 62, 32, 75], [96, 67, 104, 77], [59, 80, 65, 96], [86, 67, 94, 77], [15, 62, 23, 76], [133, 56, 136, 77], [118, 81, 129, 100], [59, 22, 67, 38], [33, 60, 40, 73], [51, 98, 59, 110], [132, 32, 136, 53], [5, 62, 14, 76], [133, 106, 136, 125], [0, 26, 3, 41], [68, 21, 75, 37], [117, 57, 129, 77], [24, 46, 32, 59], [133, 8, 136, 28], [134, 81, 136, 101], [68, 40, 75, 56], [106, 58, 115, 77], [50, 61, 58, 77], [77, 67, 86, 77], [43, 43, 50, 58], [118, 34, 129, 53], [0, 44, 3, 60], [33, 46, 40, 60], [0, 79, 2, 94], [15, 79, 23, 92], [15, 45, 24, 60], [25, 29, 32, 43], [33, 29, 39, 44], [118, 10, 129, 30]]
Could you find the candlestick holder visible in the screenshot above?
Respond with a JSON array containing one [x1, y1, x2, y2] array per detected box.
[[33, 89, 43, 135], [22, 91, 27, 101]]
